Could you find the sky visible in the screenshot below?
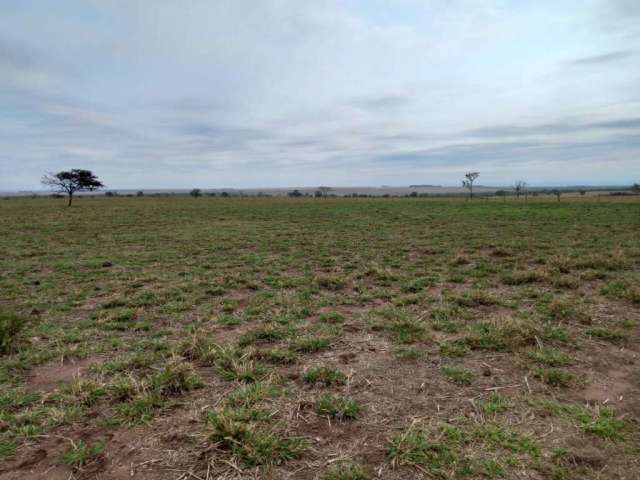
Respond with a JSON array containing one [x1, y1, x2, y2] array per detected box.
[[1, 0, 639, 190]]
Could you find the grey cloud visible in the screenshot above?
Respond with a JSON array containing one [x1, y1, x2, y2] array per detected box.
[[373, 133, 640, 170], [374, 141, 543, 167], [466, 117, 640, 139], [566, 50, 636, 66], [347, 93, 413, 111]]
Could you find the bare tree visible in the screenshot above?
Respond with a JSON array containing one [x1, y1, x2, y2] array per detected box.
[[514, 180, 526, 200], [42, 169, 104, 206], [462, 172, 479, 199]]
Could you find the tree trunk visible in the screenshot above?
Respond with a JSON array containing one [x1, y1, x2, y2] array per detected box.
[[68, 192, 73, 206]]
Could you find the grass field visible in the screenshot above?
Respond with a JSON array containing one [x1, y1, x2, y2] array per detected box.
[[1, 197, 639, 479]]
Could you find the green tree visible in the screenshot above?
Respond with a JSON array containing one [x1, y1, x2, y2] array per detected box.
[[462, 172, 479, 199], [42, 169, 104, 206]]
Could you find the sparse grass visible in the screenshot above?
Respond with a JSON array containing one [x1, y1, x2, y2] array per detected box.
[[314, 393, 361, 419], [586, 327, 626, 342], [322, 461, 369, 480], [529, 399, 627, 440], [388, 427, 457, 472], [304, 366, 347, 386], [373, 308, 429, 344], [394, 346, 425, 361], [62, 440, 104, 468], [534, 368, 576, 387], [527, 348, 573, 367], [1, 196, 639, 477], [481, 393, 512, 415], [442, 365, 474, 385], [292, 335, 331, 353], [207, 409, 305, 466], [465, 316, 538, 351], [0, 310, 26, 355]]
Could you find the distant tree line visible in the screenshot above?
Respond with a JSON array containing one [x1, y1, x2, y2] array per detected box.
[[17, 169, 640, 205]]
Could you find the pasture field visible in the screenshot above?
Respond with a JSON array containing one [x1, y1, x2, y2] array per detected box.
[[1, 196, 639, 479]]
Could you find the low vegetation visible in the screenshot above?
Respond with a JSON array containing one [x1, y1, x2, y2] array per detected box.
[[0, 196, 638, 478]]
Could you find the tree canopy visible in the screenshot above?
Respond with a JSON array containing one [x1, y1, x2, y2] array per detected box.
[[42, 169, 104, 206]]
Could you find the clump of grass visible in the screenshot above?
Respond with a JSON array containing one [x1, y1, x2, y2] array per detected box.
[[452, 290, 500, 307], [465, 316, 538, 351], [116, 393, 166, 424], [388, 427, 456, 473], [314, 393, 361, 419], [474, 424, 541, 457], [253, 347, 298, 365], [601, 280, 640, 304], [208, 344, 268, 382], [150, 358, 203, 396], [175, 331, 215, 361], [0, 440, 17, 461], [430, 304, 463, 333], [315, 274, 347, 291], [304, 366, 347, 386], [529, 400, 626, 440], [207, 410, 305, 466], [442, 366, 473, 385], [373, 308, 429, 344], [479, 459, 505, 477], [0, 310, 26, 355], [527, 348, 572, 367], [534, 368, 575, 387], [547, 299, 590, 324], [481, 393, 512, 415], [586, 328, 626, 343], [439, 340, 468, 358], [394, 346, 424, 361], [225, 382, 280, 409], [319, 311, 345, 324], [322, 461, 368, 480], [62, 379, 107, 406], [502, 270, 546, 285], [292, 335, 331, 353], [238, 324, 291, 347], [62, 440, 104, 468], [581, 407, 626, 440], [401, 276, 434, 293]]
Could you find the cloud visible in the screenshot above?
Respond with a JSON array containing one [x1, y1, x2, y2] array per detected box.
[[347, 93, 414, 111], [566, 50, 636, 66], [466, 117, 640, 139], [1, 1, 640, 190]]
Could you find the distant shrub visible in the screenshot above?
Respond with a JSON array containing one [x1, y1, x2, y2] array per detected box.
[[0, 310, 26, 354]]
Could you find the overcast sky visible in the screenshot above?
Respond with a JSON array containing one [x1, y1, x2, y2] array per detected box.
[[1, 0, 639, 190]]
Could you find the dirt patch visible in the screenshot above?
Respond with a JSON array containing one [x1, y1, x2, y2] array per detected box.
[[26, 356, 102, 393]]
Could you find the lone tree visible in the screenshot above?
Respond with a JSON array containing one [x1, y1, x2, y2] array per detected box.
[[462, 172, 479, 199], [317, 186, 332, 197], [551, 189, 562, 202], [632, 183, 640, 194], [189, 188, 202, 198], [514, 180, 526, 200], [42, 169, 104, 206]]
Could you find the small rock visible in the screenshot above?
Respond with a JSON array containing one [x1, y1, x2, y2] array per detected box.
[[482, 366, 492, 377], [102, 261, 113, 268], [339, 352, 357, 364], [32, 280, 41, 286]]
